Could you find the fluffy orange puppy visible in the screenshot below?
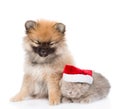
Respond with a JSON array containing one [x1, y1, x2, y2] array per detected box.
[[10, 20, 74, 105]]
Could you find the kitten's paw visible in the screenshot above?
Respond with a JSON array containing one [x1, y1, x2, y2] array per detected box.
[[80, 97, 91, 103], [62, 97, 72, 103]]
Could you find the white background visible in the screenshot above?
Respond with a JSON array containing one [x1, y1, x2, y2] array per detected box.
[[0, 0, 120, 109]]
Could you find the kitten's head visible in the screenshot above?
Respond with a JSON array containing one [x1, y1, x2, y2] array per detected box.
[[60, 80, 90, 99], [23, 20, 67, 62]]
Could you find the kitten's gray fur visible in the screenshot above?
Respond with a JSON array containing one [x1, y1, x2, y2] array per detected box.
[[60, 72, 110, 103]]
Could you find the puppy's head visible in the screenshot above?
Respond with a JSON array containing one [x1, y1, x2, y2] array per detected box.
[[23, 20, 66, 58]]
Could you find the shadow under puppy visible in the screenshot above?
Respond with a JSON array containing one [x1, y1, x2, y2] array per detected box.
[[60, 65, 111, 103], [10, 20, 74, 105]]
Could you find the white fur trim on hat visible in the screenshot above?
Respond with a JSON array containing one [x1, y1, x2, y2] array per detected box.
[[63, 73, 93, 84]]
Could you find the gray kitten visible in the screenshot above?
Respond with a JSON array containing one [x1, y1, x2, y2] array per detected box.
[[60, 72, 110, 103]]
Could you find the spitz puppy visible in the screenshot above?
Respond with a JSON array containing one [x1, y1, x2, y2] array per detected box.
[[10, 20, 74, 105]]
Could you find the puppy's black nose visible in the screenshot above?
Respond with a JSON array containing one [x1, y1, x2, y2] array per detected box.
[[39, 48, 48, 57]]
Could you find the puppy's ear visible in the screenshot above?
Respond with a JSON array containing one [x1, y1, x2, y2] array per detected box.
[[25, 20, 36, 33], [54, 23, 65, 34]]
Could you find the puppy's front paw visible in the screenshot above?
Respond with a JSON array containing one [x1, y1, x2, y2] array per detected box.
[[10, 94, 24, 102], [49, 93, 61, 105]]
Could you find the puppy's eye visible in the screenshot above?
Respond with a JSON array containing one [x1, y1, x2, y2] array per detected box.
[[32, 40, 40, 45], [33, 40, 40, 44], [50, 42, 55, 46]]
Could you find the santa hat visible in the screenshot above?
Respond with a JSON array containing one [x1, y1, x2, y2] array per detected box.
[[62, 65, 93, 84]]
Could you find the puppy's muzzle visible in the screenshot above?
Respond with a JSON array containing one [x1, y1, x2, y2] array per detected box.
[[32, 46, 55, 57], [39, 48, 48, 57]]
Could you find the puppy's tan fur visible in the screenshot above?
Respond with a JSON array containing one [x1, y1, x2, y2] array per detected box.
[[11, 20, 74, 105]]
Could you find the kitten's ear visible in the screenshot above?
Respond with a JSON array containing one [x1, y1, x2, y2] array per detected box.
[[25, 20, 36, 33], [54, 23, 65, 34]]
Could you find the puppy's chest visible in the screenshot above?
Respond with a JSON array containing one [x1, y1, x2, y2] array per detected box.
[[24, 62, 56, 80]]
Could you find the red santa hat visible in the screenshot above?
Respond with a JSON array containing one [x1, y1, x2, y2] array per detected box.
[[62, 65, 93, 84]]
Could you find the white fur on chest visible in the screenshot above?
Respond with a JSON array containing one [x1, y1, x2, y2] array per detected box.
[[24, 62, 55, 80], [24, 60, 64, 97]]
